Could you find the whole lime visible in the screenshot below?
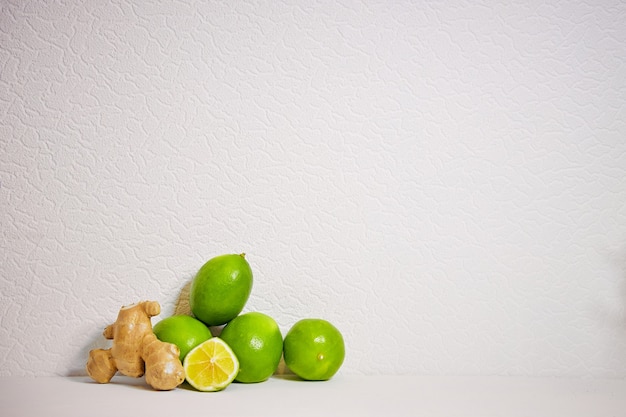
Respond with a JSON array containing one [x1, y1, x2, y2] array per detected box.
[[152, 315, 212, 361], [283, 318, 345, 381], [219, 312, 283, 383], [190, 253, 253, 326]]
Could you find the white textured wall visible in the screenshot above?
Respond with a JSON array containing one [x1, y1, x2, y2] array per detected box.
[[1, 0, 626, 378]]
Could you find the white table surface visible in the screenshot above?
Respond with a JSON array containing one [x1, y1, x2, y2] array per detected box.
[[1, 375, 625, 416]]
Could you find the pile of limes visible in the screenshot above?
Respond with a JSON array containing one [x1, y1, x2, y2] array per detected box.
[[153, 253, 345, 392]]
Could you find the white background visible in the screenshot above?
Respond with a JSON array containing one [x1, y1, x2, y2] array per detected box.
[[1, 0, 625, 378]]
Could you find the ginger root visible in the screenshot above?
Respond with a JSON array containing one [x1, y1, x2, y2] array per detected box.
[[86, 301, 185, 390]]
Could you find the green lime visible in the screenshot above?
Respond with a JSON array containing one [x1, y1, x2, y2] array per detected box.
[[152, 315, 212, 361], [219, 312, 283, 383], [190, 253, 253, 326], [283, 318, 345, 381]]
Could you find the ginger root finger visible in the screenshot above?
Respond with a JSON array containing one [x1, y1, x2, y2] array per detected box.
[[142, 332, 185, 390], [86, 348, 117, 383]]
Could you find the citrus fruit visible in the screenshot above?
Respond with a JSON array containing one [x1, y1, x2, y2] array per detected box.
[[283, 318, 345, 381], [190, 253, 253, 326], [183, 337, 239, 392], [153, 315, 212, 361], [219, 312, 283, 383]]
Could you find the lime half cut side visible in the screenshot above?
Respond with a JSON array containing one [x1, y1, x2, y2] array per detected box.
[[183, 337, 239, 392]]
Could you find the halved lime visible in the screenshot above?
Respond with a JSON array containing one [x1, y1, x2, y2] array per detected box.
[[183, 337, 239, 391]]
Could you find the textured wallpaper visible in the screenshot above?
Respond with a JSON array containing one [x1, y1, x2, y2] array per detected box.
[[1, 0, 626, 378]]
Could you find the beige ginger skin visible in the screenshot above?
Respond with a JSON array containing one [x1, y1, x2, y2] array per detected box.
[[86, 301, 185, 390]]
